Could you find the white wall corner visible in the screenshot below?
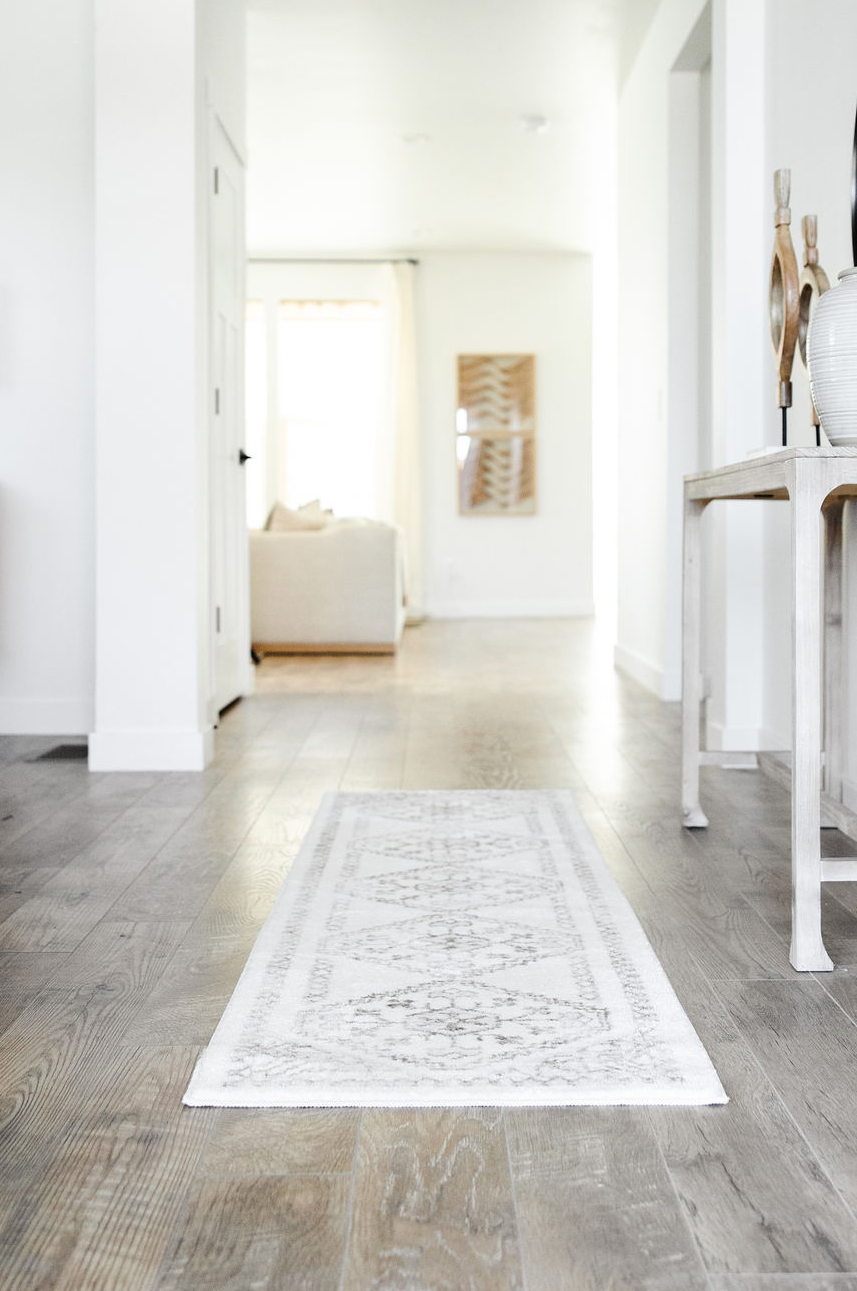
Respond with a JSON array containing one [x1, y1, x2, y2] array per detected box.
[[88, 727, 214, 772], [613, 642, 681, 702]]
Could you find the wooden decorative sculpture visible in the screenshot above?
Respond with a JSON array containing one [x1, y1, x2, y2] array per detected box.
[[798, 214, 830, 443], [769, 168, 800, 445]]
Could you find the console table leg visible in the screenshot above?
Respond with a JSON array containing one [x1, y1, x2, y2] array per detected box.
[[682, 491, 708, 828], [823, 499, 845, 802], [790, 482, 833, 971]]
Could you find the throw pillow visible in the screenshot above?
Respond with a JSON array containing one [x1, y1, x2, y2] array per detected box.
[[265, 501, 328, 532], [296, 499, 333, 526]]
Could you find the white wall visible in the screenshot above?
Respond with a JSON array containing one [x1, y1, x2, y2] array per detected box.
[[616, 0, 705, 699], [0, 1, 95, 732], [617, 0, 769, 730], [0, 0, 245, 758], [417, 252, 593, 618], [760, 0, 857, 770], [90, 0, 245, 771]]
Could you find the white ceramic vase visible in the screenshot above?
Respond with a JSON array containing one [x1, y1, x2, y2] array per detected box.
[[807, 266, 857, 446]]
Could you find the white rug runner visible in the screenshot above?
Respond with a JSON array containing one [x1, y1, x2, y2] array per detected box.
[[184, 791, 727, 1107]]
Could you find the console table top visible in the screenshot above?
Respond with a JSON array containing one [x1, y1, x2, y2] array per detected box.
[[685, 446, 857, 502]]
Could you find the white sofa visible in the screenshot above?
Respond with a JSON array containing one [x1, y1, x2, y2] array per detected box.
[[250, 519, 406, 653]]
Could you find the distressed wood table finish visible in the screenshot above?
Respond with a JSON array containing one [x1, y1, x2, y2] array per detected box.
[[682, 447, 857, 971]]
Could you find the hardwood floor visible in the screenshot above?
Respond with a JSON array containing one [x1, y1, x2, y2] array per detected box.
[[3, 618, 857, 1288]]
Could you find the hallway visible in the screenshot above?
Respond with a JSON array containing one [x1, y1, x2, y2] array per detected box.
[[2, 619, 857, 1288]]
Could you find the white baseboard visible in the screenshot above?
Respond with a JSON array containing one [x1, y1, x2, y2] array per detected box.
[[703, 720, 768, 753], [612, 643, 680, 702], [88, 727, 215, 772], [426, 599, 595, 619], [758, 726, 789, 754], [0, 698, 94, 735]]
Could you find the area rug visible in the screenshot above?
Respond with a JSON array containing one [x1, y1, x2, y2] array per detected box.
[[184, 790, 727, 1106]]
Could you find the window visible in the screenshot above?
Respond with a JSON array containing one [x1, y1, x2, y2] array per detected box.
[[245, 298, 385, 527]]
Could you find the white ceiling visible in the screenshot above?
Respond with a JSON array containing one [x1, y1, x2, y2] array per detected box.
[[246, 0, 658, 256]]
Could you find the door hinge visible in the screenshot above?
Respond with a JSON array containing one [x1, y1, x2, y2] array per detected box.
[[213, 166, 219, 195], [214, 387, 220, 415], [216, 605, 221, 633]]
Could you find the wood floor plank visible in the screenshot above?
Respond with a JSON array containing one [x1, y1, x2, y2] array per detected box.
[[121, 935, 256, 1047], [816, 974, 857, 1026], [0, 777, 159, 894], [300, 707, 365, 760], [181, 843, 297, 944], [506, 1107, 709, 1290], [0, 992, 36, 1039], [244, 758, 350, 845], [156, 1173, 352, 1291], [0, 764, 98, 849], [0, 804, 190, 952], [0, 921, 190, 1181], [0, 890, 42, 929], [106, 839, 243, 923], [0, 1046, 213, 1291], [106, 758, 295, 924], [43, 917, 191, 992], [714, 978, 857, 1215], [340, 1108, 524, 1291], [710, 1278, 857, 1289], [0, 951, 71, 992], [339, 713, 409, 791], [646, 985, 857, 1276], [200, 1108, 360, 1177], [596, 810, 795, 980]]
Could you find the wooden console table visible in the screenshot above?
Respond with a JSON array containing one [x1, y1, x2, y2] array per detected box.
[[682, 447, 857, 971]]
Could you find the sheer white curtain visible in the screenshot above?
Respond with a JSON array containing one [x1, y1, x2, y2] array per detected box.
[[380, 262, 423, 619]]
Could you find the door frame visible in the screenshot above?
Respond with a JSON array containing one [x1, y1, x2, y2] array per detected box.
[[207, 108, 251, 727]]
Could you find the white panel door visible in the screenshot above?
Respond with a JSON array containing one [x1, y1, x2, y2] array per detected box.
[[210, 119, 249, 714]]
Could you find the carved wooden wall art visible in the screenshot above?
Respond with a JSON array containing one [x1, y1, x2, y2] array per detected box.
[[456, 354, 536, 515]]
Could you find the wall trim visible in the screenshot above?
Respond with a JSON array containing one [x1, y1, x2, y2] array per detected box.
[[426, 600, 595, 619], [0, 699, 94, 735], [757, 726, 789, 754], [704, 719, 768, 753], [613, 643, 681, 701], [88, 727, 215, 772]]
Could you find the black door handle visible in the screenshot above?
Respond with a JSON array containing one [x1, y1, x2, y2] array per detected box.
[[238, 449, 251, 465]]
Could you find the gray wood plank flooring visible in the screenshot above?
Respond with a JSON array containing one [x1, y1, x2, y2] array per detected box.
[[2, 619, 857, 1288]]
